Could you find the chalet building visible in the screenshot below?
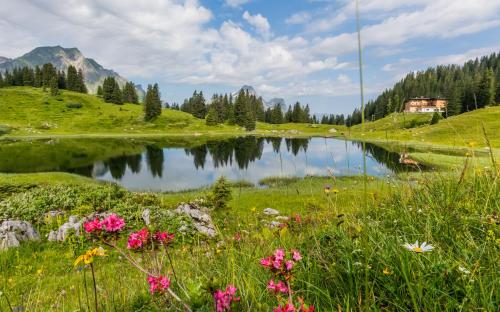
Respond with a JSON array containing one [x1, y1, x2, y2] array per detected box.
[[404, 97, 447, 113]]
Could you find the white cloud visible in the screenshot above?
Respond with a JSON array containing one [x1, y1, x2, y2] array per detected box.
[[242, 11, 272, 39], [285, 12, 311, 25], [225, 0, 250, 8]]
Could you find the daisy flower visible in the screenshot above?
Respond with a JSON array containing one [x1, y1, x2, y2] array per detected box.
[[403, 241, 434, 253]]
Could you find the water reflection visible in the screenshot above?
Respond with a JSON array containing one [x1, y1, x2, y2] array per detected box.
[[0, 137, 418, 191]]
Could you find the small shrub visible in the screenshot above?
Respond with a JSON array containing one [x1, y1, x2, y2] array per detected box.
[[210, 176, 232, 209], [0, 125, 11, 135], [66, 103, 83, 109], [430, 112, 442, 125]]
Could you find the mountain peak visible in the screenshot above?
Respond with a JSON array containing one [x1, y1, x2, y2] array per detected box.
[[0, 46, 142, 97]]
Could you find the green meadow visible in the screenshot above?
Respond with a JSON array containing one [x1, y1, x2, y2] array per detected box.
[[0, 86, 499, 311]]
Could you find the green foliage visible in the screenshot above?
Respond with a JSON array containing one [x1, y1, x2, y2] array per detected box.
[[49, 76, 59, 96], [205, 107, 219, 126], [66, 102, 83, 109], [430, 112, 442, 125], [122, 81, 139, 104], [347, 52, 500, 125], [181, 91, 207, 119], [210, 176, 232, 209], [102, 76, 123, 104], [143, 83, 162, 121]]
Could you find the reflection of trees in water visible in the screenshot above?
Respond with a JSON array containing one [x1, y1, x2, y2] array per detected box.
[[185, 145, 207, 169], [234, 137, 264, 169], [146, 146, 164, 178], [265, 137, 282, 154], [127, 154, 142, 174], [350, 141, 419, 173], [207, 140, 234, 168], [285, 138, 309, 156], [107, 155, 128, 179]]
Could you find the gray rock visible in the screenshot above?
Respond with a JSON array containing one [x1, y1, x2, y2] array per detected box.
[[142, 209, 151, 226], [263, 208, 280, 216], [174, 203, 217, 237], [268, 221, 283, 228], [275, 216, 290, 221], [48, 215, 82, 242], [0, 220, 40, 250]]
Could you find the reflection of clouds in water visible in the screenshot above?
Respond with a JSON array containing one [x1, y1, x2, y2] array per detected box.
[[97, 138, 393, 192]]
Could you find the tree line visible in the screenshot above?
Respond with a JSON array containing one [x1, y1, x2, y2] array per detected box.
[[0, 64, 87, 96], [346, 51, 500, 126], [181, 89, 266, 131]]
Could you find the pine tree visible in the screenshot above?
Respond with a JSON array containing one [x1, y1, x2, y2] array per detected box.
[[226, 105, 236, 125], [77, 69, 87, 93], [22, 67, 34, 86], [244, 110, 256, 131], [58, 70, 66, 89], [144, 83, 162, 121], [123, 81, 139, 104], [210, 176, 232, 210], [271, 104, 283, 124], [97, 85, 103, 97], [111, 84, 123, 104], [0, 72, 3, 88], [206, 107, 219, 126], [66, 65, 78, 91], [50, 76, 59, 96], [430, 112, 442, 125], [41, 63, 57, 88], [34, 66, 42, 87], [234, 89, 248, 127]]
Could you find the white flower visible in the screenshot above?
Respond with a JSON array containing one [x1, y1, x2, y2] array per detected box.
[[458, 266, 470, 275], [403, 241, 434, 253]]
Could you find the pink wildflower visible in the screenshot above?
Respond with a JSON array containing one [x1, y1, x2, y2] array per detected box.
[[127, 228, 149, 249], [101, 214, 125, 232], [267, 280, 288, 294], [285, 260, 294, 271], [274, 304, 296, 312], [294, 214, 302, 223], [154, 231, 174, 244], [260, 257, 272, 268], [147, 275, 170, 294], [273, 259, 283, 270], [274, 249, 285, 261], [83, 218, 102, 234], [214, 285, 240, 312], [292, 250, 302, 262]]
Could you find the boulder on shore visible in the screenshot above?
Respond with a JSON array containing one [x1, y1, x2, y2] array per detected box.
[[174, 202, 217, 237], [48, 216, 82, 242], [0, 220, 40, 250]]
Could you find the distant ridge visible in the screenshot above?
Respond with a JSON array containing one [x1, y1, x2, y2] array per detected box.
[[0, 46, 144, 97]]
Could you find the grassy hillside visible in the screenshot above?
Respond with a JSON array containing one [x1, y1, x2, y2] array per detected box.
[[348, 107, 500, 148], [0, 87, 338, 138]]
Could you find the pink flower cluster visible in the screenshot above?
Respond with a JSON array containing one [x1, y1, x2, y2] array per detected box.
[[267, 279, 288, 294], [83, 214, 125, 234], [274, 303, 314, 312], [213, 285, 240, 312], [147, 275, 170, 294], [127, 228, 175, 250], [260, 249, 302, 273]]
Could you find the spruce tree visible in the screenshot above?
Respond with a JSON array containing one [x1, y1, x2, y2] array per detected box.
[[271, 104, 283, 124], [234, 89, 247, 127], [22, 67, 34, 86], [66, 65, 78, 91], [50, 76, 59, 96], [123, 81, 139, 104], [111, 84, 123, 104], [0, 72, 3, 88], [244, 110, 256, 131], [206, 107, 219, 126], [34, 66, 42, 87], [143, 83, 162, 121], [58, 70, 66, 89], [97, 85, 103, 97], [77, 69, 87, 93]]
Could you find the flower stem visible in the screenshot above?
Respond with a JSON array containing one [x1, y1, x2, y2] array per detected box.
[[90, 263, 99, 312]]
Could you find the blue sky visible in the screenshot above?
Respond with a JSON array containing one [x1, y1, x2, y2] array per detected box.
[[1, 0, 499, 114]]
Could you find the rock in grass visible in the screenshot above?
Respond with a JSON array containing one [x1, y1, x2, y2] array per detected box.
[[263, 208, 280, 216], [0, 220, 40, 250], [47, 216, 82, 242], [174, 202, 216, 237], [142, 209, 151, 226]]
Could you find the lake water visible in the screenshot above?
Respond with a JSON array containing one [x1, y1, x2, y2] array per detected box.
[[0, 137, 413, 192]]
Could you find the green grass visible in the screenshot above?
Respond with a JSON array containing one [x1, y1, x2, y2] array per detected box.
[[348, 107, 500, 148], [0, 87, 340, 139], [0, 165, 498, 311]]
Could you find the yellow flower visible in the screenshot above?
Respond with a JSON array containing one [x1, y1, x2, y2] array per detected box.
[[74, 247, 106, 267], [250, 207, 257, 212], [382, 267, 392, 275], [467, 141, 477, 148], [36, 269, 43, 276]]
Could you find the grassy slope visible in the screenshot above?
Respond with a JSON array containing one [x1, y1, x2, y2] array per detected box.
[[0, 87, 338, 138], [348, 107, 500, 148]]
